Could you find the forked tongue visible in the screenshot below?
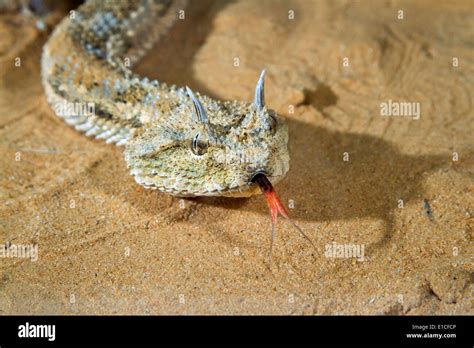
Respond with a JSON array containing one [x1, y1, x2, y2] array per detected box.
[[251, 172, 315, 263]]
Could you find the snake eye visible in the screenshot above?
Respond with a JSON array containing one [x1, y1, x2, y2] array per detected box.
[[190, 132, 208, 156]]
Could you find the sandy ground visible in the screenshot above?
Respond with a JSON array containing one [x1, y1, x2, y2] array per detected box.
[[0, 0, 473, 315]]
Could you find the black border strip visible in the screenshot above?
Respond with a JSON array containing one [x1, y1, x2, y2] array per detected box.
[[0, 315, 471, 346]]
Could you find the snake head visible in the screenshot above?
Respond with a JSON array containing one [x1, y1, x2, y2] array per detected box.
[[124, 70, 289, 197]]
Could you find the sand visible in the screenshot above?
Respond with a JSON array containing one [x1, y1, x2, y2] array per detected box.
[[0, 0, 472, 315]]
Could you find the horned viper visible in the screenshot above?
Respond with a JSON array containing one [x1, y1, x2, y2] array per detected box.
[[36, 0, 312, 256]]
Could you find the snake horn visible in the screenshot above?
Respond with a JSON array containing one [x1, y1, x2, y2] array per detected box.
[[186, 86, 209, 125], [254, 69, 266, 110]]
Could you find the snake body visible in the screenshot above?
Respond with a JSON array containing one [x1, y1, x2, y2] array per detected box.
[[41, 0, 290, 197]]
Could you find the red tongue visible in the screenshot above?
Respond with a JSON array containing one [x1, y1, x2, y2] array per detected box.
[[251, 173, 315, 262], [263, 184, 288, 222]]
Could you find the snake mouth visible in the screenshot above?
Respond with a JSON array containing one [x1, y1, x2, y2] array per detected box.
[[249, 170, 269, 185]]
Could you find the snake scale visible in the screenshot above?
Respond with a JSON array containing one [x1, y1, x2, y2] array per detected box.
[[37, 0, 312, 256]]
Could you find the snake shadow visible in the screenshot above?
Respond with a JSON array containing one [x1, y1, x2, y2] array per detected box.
[[136, 0, 233, 96], [198, 118, 447, 250]]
